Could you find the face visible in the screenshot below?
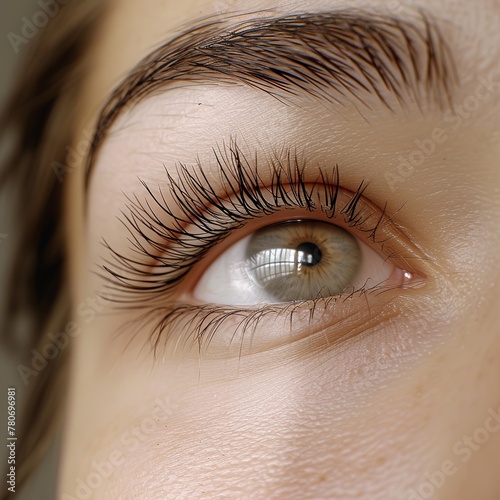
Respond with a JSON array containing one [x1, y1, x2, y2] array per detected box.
[[59, 0, 500, 498]]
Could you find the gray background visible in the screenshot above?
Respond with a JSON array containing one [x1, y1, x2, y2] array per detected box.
[[1, 1, 60, 498]]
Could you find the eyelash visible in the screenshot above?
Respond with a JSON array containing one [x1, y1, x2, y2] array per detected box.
[[100, 142, 405, 354]]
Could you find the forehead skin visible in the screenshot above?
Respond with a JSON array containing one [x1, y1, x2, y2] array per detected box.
[[62, 0, 500, 499]]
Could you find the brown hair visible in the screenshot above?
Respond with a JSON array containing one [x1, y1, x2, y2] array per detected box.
[[0, 2, 105, 496]]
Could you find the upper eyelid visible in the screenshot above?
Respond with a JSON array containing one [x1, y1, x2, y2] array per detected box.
[[99, 142, 425, 309], [84, 8, 457, 190]]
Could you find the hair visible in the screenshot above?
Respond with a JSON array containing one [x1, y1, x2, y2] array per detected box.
[[0, 2, 106, 496]]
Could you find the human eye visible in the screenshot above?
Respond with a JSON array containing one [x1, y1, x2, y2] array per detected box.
[[193, 218, 404, 305], [101, 142, 423, 358]]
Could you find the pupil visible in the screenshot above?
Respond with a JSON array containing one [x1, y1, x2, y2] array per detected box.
[[296, 242, 322, 267]]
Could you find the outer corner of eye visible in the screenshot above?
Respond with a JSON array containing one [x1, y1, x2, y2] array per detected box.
[[192, 219, 422, 307]]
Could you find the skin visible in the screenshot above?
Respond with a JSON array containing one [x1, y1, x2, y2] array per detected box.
[[60, 0, 500, 498]]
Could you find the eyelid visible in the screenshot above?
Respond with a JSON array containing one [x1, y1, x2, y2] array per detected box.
[[142, 290, 402, 359]]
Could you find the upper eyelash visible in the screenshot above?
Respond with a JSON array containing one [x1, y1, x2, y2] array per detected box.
[[100, 141, 393, 306]]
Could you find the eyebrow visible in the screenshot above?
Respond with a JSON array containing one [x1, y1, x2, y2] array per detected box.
[[85, 9, 456, 187]]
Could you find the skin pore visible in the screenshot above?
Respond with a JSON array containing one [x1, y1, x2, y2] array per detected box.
[[60, 0, 500, 498]]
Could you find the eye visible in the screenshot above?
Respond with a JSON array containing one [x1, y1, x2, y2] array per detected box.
[[193, 219, 404, 306], [100, 148, 424, 357]]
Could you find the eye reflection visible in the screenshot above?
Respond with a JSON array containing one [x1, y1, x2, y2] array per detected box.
[[245, 221, 362, 302], [249, 242, 323, 286], [296, 242, 323, 267]]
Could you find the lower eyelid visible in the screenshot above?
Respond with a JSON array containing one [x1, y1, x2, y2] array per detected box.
[[145, 287, 409, 359]]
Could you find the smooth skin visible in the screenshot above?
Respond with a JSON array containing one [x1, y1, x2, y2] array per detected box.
[[60, 0, 500, 498]]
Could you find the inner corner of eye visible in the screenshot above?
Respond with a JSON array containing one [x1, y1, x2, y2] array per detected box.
[[191, 219, 413, 307]]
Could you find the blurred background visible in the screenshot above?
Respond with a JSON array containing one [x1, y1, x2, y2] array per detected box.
[[1, 2, 60, 498]]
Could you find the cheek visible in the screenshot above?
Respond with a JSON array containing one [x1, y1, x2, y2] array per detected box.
[[74, 369, 429, 499], [436, 285, 500, 498], [62, 304, 473, 499]]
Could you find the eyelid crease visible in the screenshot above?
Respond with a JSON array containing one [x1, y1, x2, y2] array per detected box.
[[84, 8, 457, 189]]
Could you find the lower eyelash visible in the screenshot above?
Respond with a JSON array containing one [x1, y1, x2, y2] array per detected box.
[[117, 283, 399, 358]]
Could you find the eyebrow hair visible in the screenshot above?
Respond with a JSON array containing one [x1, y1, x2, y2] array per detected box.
[[85, 10, 456, 187]]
